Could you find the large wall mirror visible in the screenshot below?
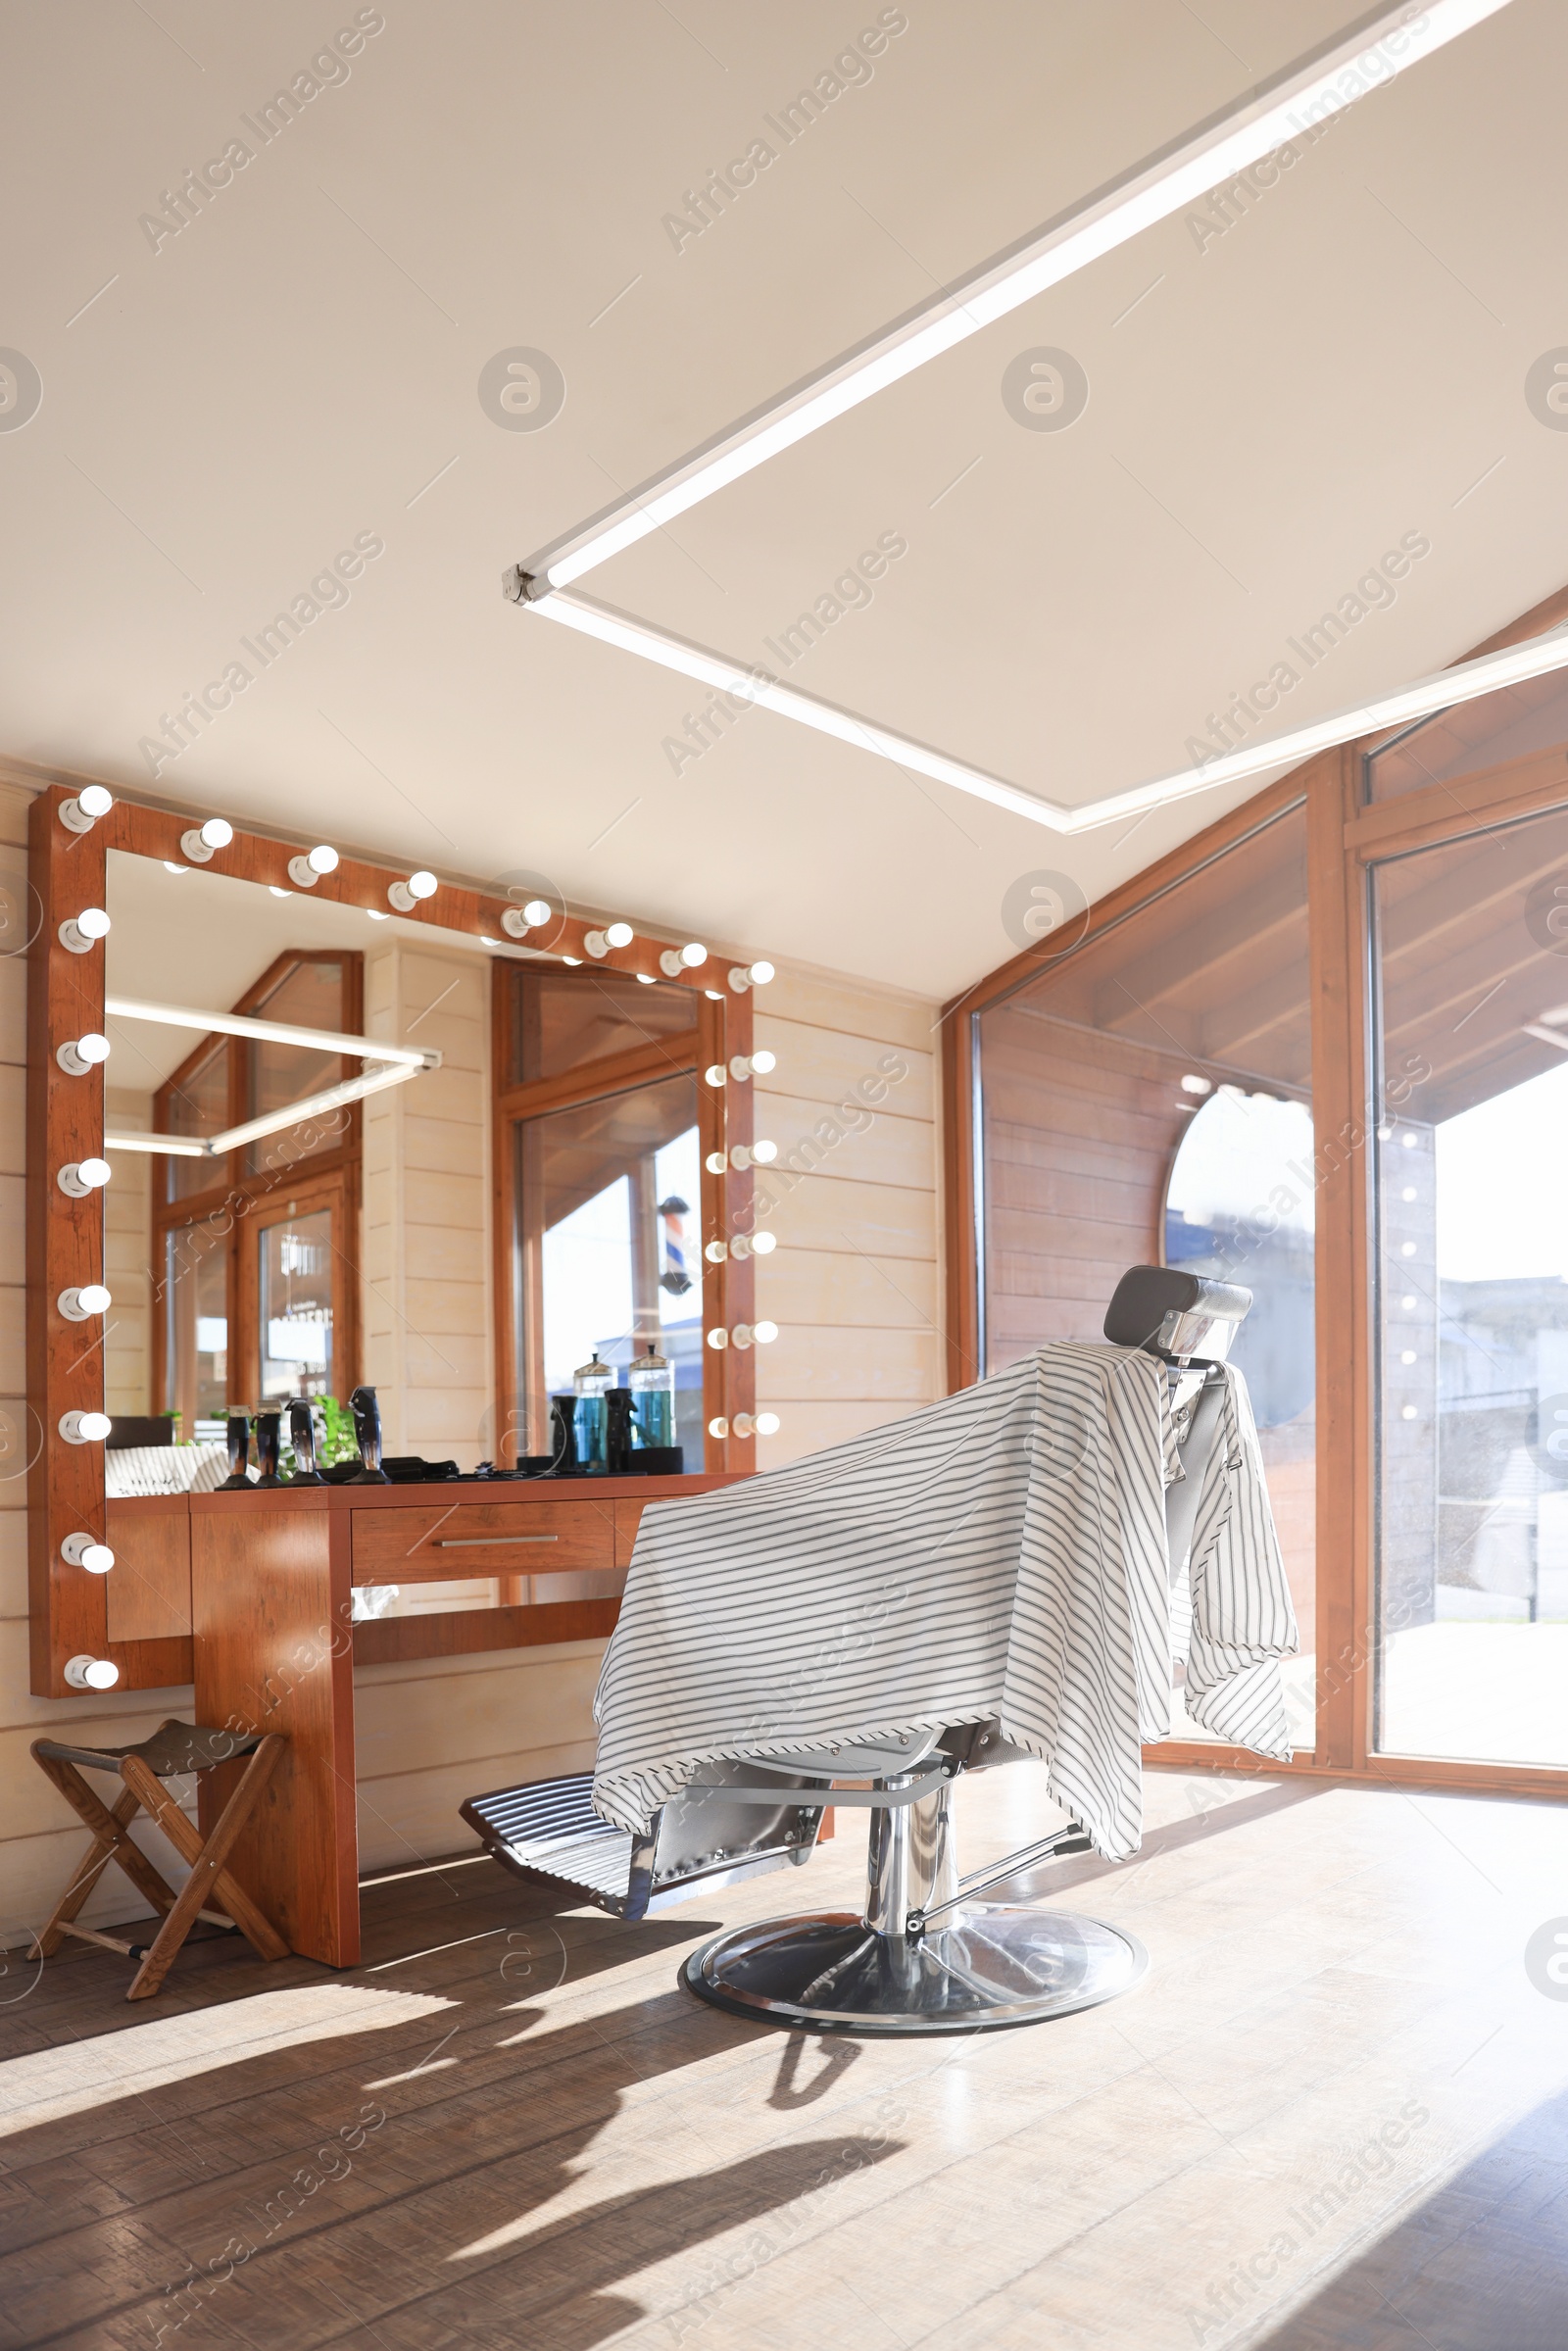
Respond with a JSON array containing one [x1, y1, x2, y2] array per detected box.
[[26, 784, 759, 1694]]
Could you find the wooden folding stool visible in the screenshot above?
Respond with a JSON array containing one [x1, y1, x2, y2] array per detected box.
[[29, 1719, 289, 2000]]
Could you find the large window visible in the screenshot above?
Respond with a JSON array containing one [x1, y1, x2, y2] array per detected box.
[[1372, 804, 1568, 1767], [975, 808, 1316, 1749]]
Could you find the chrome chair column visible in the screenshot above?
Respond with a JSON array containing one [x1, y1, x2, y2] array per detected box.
[[682, 1741, 1148, 2035]]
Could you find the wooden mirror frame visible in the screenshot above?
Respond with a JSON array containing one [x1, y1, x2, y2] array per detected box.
[[25, 781, 760, 1696]]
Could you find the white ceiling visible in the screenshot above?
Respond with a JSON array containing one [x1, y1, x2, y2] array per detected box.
[[4, 0, 1565, 1002]]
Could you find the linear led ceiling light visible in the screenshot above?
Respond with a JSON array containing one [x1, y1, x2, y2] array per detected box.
[[519, 590, 1568, 835], [510, 0, 1514, 595], [99, 997, 439, 1158]]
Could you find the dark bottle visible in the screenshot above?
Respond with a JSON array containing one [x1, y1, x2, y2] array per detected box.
[[349, 1385, 390, 1484], [606, 1387, 635, 1474], [253, 1409, 284, 1489], [218, 1410, 251, 1491], [286, 1397, 325, 1484], [549, 1395, 579, 1477]]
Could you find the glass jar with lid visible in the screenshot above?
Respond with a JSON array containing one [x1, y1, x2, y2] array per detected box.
[[572, 1351, 613, 1475], [628, 1343, 674, 1450]]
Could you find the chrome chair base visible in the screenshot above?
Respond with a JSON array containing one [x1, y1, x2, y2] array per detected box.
[[683, 1902, 1149, 2035]]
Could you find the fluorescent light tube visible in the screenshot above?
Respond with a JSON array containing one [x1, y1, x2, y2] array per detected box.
[[519, 588, 1568, 835], [105, 996, 431, 1066], [515, 0, 1515, 592], [104, 1057, 429, 1161]]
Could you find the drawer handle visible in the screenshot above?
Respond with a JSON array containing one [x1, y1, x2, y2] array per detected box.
[[433, 1533, 560, 1548]]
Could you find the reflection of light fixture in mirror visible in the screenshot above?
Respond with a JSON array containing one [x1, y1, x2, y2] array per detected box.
[[100, 996, 439, 1159], [288, 844, 339, 888], [62, 1533, 115, 1572], [1180, 1073, 1212, 1095], [660, 943, 707, 975], [165, 862, 187, 875], [57, 1032, 111, 1076], [706, 1327, 728, 1349], [180, 817, 233, 863], [705, 1151, 727, 1173], [368, 908, 389, 920], [387, 869, 438, 912], [270, 885, 290, 898], [704, 1063, 726, 1088], [58, 1285, 112, 1320], [562, 954, 581, 964], [59, 906, 110, 954], [59, 785, 114, 832], [705, 1240, 728, 1262], [709, 1416, 729, 1438], [64, 1654, 120, 1690], [60, 1411, 113, 1445], [58, 1157, 111, 1197]]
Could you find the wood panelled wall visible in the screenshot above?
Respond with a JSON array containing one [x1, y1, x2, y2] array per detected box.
[[749, 968, 943, 1468], [361, 938, 493, 1465], [980, 1013, 1192, 1371]]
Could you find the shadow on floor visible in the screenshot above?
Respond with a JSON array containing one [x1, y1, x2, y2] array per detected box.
[[1252, 2085, 1568, 2351]]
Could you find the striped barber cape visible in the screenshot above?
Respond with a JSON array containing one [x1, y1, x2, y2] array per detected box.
[[592, 1343, 1298, 1861]]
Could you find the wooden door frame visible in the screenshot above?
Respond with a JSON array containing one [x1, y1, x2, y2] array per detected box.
[[941, 580, 1568, 1801]]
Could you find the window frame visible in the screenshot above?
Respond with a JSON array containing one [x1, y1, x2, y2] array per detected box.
[[944, 578, 1568, 1804]]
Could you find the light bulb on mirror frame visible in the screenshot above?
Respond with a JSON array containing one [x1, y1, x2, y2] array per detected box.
[[56, 1032, 111, 1076], [605, 920, 634, 948], [705, 1151, 728, 1174], [59, 785, 114, 832], [180, 817, 233, 862], [58, 1284, 112, 1320], [59, 1410, 113, 1445], [64, 1653, 120, 1690], [59, 907, 111, 953]]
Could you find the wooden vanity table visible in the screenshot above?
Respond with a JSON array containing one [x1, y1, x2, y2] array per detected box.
[[106, 1474, 741, 1968]]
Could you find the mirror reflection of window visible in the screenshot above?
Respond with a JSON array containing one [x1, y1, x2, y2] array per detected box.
[[163, 1220, 229, 1436], [258, 1209, 335, 1403], [515, 1077, 705, 1468], [242, 956, 350, 1175]]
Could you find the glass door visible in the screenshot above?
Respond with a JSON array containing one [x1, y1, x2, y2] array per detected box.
[[1372, 802, 1568, 1766]]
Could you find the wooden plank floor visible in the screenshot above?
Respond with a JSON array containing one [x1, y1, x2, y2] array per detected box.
[[3, 1765, 1567, 2350]]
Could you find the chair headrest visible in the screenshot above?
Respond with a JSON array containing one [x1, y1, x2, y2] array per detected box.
[[1103, 1265, 1252, 1365]]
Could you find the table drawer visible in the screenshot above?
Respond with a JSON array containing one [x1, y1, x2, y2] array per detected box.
[[352, 1498, 614, 1583]]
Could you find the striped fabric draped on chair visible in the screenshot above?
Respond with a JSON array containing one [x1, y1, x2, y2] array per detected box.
[[592, 1344, 1298, 1862]]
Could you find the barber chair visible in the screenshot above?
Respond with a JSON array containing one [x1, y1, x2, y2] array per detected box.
[[462, 1264, 1250, 2034]]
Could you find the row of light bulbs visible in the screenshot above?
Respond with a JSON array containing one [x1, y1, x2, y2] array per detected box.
[[706, 1321, 778, 1349], [60, 792, 779, 980]]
